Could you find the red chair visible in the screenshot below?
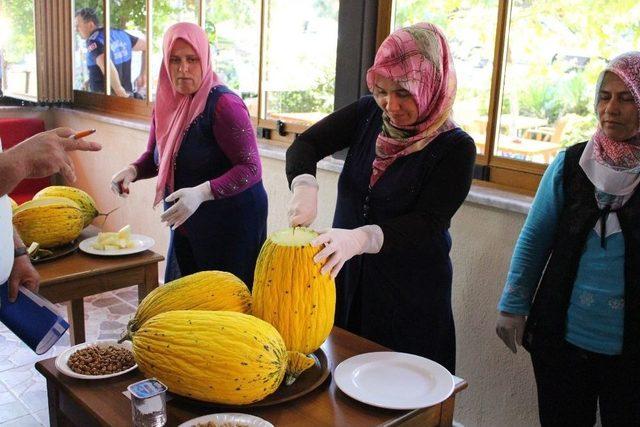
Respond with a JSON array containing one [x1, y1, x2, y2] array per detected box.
[[0, 118, 49, 204]]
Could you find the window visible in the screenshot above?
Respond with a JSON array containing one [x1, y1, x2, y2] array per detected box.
[[0, 0, 37, 100], [496, 1, 630, 165], [112, 1, 148, 100], [205, 0, 261, 116], [73, 1, 102, 94], [74, 1, 148, 99], [69, 0, 340, 136], [393, 0, 498, 157], [383, 0, 640, 191], [149, 1, 199, 101], [262, 0, 339, 127]]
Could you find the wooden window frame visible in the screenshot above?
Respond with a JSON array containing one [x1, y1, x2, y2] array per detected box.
[[70, 0, 339, 143], [378, 0, 546, 193]]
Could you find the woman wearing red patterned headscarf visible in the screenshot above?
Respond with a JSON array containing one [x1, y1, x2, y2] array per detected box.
[[110, 22, 267, 287], [285, 23, 476, 373], [496, 51, 640, 425]]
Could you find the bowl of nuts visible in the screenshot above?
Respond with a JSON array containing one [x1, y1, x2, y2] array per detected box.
[[55, 340, 137, 379]]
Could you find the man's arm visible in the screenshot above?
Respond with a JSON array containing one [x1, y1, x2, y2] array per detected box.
[[0, 128, 102, 196], [95, 53, 128, 97], [0, 153, 27, 196], [133, 37, 147, 92]]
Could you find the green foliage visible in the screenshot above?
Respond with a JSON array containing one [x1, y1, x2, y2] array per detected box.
[[206, 0, 257, 26], [1, 0, 35, 63], [518, 80, 562, 123], [312, 0, 339, 19], [270, 68, 334, 114], [518, 75, 592, 123], [559, 113, 597, 147]]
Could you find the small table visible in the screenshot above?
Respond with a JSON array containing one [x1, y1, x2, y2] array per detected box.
[[35, 237, 163, 345], [36, 327, 467, 427], [473, 135, 561, 163]]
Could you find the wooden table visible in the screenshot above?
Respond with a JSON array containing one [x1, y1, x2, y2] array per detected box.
[[36, 327, 467, 427], [35, 241, 163, 345], [473, 134, 560, 163]]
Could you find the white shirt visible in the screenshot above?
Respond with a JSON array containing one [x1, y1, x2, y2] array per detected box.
[[0, 139, 15, 284]]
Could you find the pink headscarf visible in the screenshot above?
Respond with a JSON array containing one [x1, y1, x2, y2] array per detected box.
[[366, 22, 457, 187], [592, 51, 640, 171], [153, 22, 223, 206]]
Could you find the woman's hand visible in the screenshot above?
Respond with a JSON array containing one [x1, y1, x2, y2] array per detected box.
[[110, 165, 137, 197], [287, 174, 319, 227], [311, 226, 384, 279], [496, 311, 526, 353], [161, 182, 213, 229]]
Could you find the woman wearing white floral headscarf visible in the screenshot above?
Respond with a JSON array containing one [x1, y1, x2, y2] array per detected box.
[[496, 51, 640, 426]]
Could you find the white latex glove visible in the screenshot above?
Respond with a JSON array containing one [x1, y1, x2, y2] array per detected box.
[[161, 182, 214, 229], [312, 225, 384, 279], [496, 311, 526, 354], [110, 165, 137, 198], [287, 174, 319, 227]]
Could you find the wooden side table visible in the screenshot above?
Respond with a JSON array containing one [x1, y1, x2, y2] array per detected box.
[[35, 248, 163, 345]]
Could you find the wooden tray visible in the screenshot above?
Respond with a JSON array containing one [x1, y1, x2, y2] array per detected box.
[[174, 347, 331, 409]]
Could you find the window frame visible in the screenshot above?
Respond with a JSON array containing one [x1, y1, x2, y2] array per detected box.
[[70, 0, 340, 142], [378, 0, 548, 193]]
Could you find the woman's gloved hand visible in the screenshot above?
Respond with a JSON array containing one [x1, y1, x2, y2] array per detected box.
[[287, 174, 319, 227], [312, 225, 384, 279], [161, 182, 214, 230], [496, 311, 526, 353], [110, 165, 137, 197]]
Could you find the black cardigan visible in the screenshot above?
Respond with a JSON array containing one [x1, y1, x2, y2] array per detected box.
[[285, 96, 476, 373]]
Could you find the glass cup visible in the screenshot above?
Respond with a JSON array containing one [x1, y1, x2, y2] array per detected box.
[[127, 378, 168, 427]]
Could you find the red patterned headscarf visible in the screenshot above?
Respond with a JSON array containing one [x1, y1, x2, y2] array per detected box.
[[592, 51, 640, 171], [366, 22, 457, 187]]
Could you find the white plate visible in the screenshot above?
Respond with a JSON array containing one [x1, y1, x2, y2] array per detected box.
[[334, 351, 454, 410], [178, 413, 274, 427], [79, 234, 155, 256], [55, 339, 137, 379]]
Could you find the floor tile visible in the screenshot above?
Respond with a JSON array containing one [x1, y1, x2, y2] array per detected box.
[[0, 287, 142, 426], [0, 400, 29, 423], [0, 413, 42, 426], [0, 366, 48, 416], [90, 296, 121, 308], [32, 408, 49, 427]]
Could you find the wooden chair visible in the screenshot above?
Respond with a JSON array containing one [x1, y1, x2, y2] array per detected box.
[[522, 115, 569, 144]]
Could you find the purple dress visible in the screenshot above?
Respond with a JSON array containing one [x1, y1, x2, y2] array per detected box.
[[134, 86, 268, 287]]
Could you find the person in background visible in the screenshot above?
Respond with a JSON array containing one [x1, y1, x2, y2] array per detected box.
[[75, 7, 147, 98], [496, 52, 640, 426], [110, 22, 267, 287], [285, 23, 475, 373], [0, 128, 101, 303]]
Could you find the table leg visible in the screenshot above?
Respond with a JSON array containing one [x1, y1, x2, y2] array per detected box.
[[439, 395, 456, 427], [46, 379, 61, 427], [138, 264, 160, 303], [66, 299, 85, 345]]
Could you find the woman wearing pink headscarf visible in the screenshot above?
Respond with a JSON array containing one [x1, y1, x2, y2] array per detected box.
[[111, 22, 267, 287], [285, 23, 476, 373], [496, 52, 640, 425]]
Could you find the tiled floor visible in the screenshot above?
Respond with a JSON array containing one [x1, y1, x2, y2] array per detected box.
[[0, 286, 140, 426]]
